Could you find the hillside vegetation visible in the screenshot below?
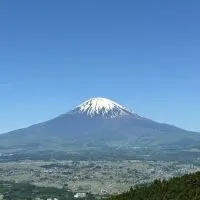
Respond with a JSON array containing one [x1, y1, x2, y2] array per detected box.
[[0, 181, 95, 200], [109, 172, 200, 200]]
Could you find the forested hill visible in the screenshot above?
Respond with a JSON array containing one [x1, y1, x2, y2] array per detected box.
[[109, 171, 200, 200]]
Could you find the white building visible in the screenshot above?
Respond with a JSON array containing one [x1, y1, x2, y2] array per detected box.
[[74, 192, 86, 198]]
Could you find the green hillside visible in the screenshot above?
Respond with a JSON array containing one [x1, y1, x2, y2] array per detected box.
[[109, 172, 200, 200]]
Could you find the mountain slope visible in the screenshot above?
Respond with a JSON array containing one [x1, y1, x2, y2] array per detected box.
[[0, 97, 199, 153], [108, 171, 200, 200]]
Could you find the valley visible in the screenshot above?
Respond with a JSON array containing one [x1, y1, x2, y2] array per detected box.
[[0, 159, 199, 195]]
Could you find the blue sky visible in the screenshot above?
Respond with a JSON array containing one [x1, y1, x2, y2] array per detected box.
[[0, 0, 200, 133]]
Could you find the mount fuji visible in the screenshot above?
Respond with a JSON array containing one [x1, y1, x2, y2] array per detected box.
[[69, 97, 137, 118], [0, 97, 200, 159]]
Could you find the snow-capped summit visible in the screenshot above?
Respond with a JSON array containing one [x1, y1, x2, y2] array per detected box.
[[70, 97, 133, 118], [2, 96, 196, 154]]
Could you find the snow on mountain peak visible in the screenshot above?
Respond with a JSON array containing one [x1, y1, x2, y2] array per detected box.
[[70, 97, 133, 118]]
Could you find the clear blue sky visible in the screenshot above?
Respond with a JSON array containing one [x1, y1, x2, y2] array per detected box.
[[0, 0, 200, 133]]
